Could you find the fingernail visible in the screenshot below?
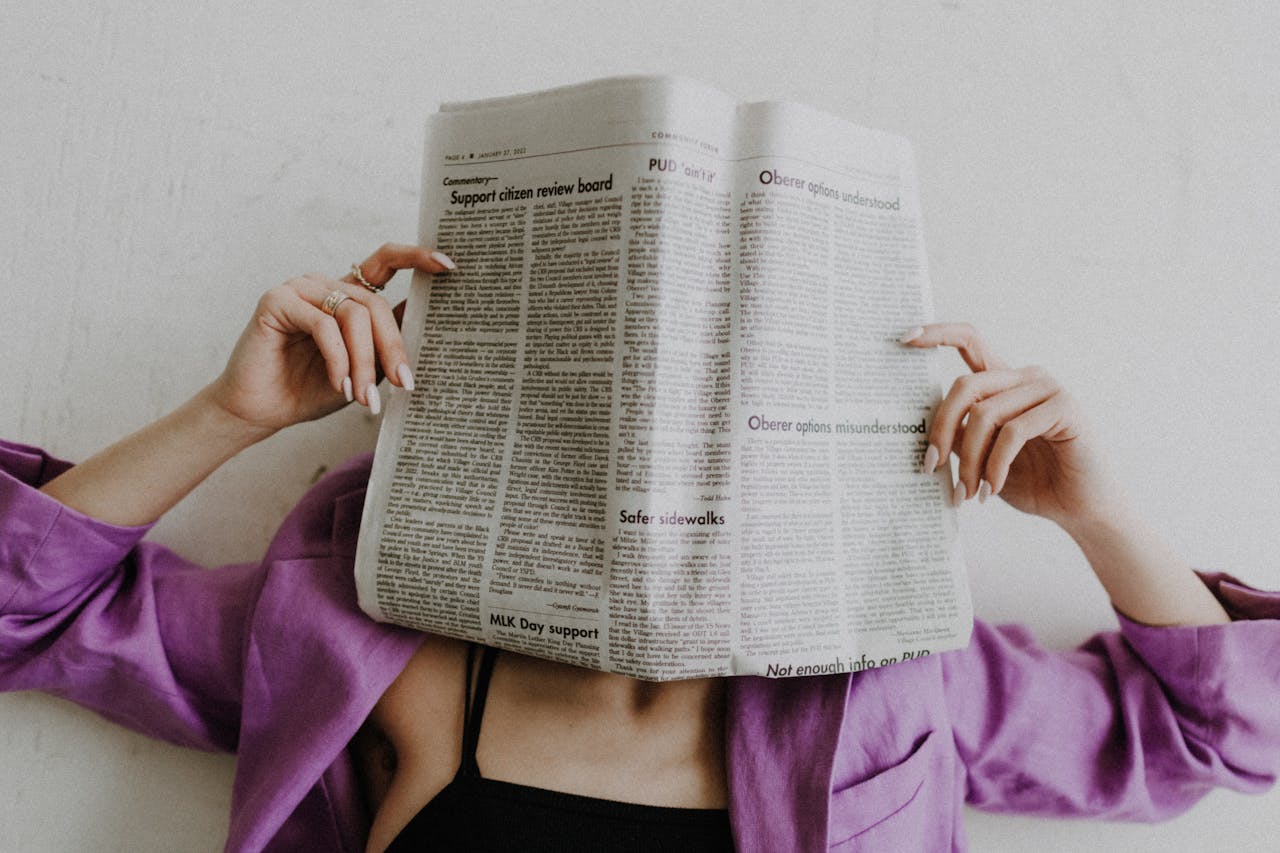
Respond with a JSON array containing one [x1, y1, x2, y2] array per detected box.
[[898, 326, 924, 344], [953, 480, 968, 507], [978, 480, 991, 503], [430, 250, 457, 270], [922, 444, 939, 475], [396, 363, 415, 392], [367, 384, 381, 415], [342, 376, 353, 403]]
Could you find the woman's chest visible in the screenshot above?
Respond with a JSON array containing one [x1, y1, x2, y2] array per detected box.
[[352, 639, 728, 850]]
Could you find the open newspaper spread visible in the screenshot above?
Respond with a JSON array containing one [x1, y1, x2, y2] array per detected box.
[[354, 76, 972, 680]]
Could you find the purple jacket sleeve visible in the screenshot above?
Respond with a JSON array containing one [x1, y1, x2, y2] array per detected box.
[[943, 574, 1280, 820], [0, 439, 251, 752]]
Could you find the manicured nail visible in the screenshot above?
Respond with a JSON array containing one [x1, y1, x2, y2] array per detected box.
[[396, 363, 415, 392], [367, 384, 381, 415], [430, 250, 457, 270], [953, 480, 968, 507], [978, 480, 991, 503], [342, 376, 353, 403], [922, 444, 939, 475], [898, 326, 924, 344]]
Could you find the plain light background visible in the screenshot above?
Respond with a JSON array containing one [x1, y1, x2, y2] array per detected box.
[[3, 1, 1278, 850]]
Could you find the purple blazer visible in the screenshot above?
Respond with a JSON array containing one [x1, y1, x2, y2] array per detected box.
[[3, 438, 1279, 852]]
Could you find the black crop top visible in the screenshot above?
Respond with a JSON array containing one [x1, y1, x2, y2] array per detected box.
[[383, 645, 735, 852]]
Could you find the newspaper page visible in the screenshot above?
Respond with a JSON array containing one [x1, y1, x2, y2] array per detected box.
[[354, 76, 971, 680]]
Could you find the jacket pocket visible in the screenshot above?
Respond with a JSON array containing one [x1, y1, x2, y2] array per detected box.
[[827, 729, 936, 848]]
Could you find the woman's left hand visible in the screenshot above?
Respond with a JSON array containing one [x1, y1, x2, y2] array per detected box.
[[901, 321, 1231, 627], [900, 322, 1118, 528]]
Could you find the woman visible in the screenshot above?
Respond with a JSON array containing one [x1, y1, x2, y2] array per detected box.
[[3, 243, 1278, 852]]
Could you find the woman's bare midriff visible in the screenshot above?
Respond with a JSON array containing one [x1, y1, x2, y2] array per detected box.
[[351, 635, 729, 853]]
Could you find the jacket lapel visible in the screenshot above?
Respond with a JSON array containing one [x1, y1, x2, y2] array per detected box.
[[726, 672, 851, 851], [228, 554, 421, 852]]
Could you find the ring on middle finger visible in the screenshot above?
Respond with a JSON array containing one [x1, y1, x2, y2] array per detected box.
[[321, 290, 351, 316]]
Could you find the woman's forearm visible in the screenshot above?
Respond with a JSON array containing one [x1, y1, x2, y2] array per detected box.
[[1060, 496, 1230, 627], [39, 386, 273, 526]]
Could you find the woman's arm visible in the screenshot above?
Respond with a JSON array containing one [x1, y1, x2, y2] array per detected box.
[[37, 387, 271, 528], [2, 242, 450, 750], [40, 243, 454, 526], [901, 322, 1229, 627]]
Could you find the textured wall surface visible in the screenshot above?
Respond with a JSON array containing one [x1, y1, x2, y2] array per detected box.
[[2, 2, 1278, 850]]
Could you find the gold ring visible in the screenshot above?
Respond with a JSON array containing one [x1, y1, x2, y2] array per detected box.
[[321, 290, 351, 316], [351, 263, 383, 293]]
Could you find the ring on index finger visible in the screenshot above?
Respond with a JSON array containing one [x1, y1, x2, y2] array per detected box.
[[321, 290, 352, 316], [350, 263, 384, 293]]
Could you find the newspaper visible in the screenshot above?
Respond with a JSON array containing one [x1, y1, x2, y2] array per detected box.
[[354, 76, 972, 680]]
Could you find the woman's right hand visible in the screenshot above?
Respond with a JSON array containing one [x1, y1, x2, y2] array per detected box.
[[206, 243, 454, 436], [40, 243, 455, 526]]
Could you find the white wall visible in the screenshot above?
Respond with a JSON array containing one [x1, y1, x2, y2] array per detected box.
[[2, 2, 1277, 850]]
